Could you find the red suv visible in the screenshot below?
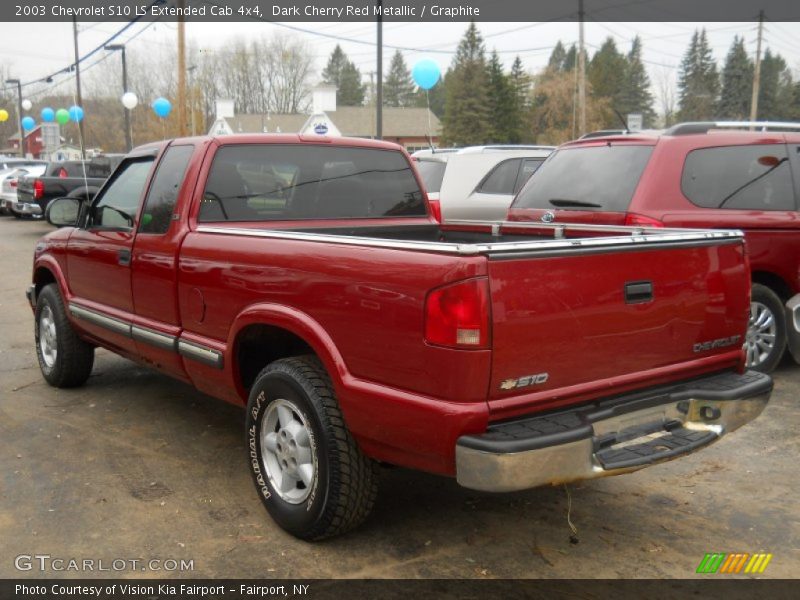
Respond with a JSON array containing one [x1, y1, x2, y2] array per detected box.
[[508, 121, 800, 373]]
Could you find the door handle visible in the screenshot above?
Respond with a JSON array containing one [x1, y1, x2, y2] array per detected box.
[[624, 281, 653, 304], [118, 249, 131, 266]]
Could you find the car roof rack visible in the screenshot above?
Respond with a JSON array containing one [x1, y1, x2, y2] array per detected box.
[[666, 121, 800, 136]]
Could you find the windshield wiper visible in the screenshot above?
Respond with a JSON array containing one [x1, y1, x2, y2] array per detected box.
[[548, 198, 602, 208]]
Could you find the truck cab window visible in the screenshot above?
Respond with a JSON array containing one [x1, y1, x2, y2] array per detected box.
[[88, 158, 153, 230], [140, 146, 194, 234]]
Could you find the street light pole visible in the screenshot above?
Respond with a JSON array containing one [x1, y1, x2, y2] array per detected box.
[[105, 44, 132, 151], [5, 79, 24, 158]]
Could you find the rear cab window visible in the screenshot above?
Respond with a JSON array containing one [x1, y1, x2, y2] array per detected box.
[[415, 159, 446, 194], [512, 144, 654, 212], [681, 144, 796, 210], [198, 144, 425, 222]]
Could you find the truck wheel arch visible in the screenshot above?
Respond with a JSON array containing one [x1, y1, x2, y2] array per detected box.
[[229, 304, 351, 403], [33, 261, 69, 302], [751, 270, 792, 301]]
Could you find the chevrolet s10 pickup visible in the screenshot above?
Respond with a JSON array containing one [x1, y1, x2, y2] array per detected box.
[[27, 134, 772, 539]]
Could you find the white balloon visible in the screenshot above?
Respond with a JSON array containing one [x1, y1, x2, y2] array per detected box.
[[121, 92, 138, 110], [21, 99, 32, 111]]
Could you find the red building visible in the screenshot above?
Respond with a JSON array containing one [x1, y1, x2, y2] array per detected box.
[[5, 125, 46, 158]]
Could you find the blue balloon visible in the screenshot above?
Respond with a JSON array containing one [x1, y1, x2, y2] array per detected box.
[[21, 116, 35, 131], [412, 59, 441, 90], [68, 105, 84, 123], [41, 107, 55, 122], [152, 97, 172, 118]]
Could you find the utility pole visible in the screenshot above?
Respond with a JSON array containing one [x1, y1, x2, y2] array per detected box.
[[376, 0, 383, 139], [4, 79, 24, 158], [577, 0, 586, 136], [105, 44, 131, 151], [177, 0, 187, 137], [187, 65, 197, 136], [72, 17, 86, 159], [749, 10, 765, 124]]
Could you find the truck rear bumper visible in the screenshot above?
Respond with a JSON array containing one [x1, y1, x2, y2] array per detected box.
[[785, 294, 800, 364], [11, 201, 42, 216], [455, 370, 771, 492]]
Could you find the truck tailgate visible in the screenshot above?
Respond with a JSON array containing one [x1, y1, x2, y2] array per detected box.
[[488, 238, 749, 418]]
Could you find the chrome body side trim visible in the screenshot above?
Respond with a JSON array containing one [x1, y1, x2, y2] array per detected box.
[[177, 339, 224, 369], [69, 303, 132, 338], [131, 325, 178, 352]]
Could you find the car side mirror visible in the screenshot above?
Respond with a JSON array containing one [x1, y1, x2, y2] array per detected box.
[[46, 197, 82, 228]]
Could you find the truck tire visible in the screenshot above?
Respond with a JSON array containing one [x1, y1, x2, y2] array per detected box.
[[245, 355, 379, 540], [746, 283, 786, 374], [35, 284, 95, 388]]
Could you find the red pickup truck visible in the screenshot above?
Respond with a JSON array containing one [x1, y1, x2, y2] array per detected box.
[[28, 134, 771, 540]]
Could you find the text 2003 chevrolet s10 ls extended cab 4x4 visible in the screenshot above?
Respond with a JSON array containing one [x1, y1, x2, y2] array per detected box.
[[27, 134, 771, 539]]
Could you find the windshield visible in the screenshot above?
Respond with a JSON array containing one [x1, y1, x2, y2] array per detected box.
[[415, 159, 447, 194], [512, 145, 654, 212]]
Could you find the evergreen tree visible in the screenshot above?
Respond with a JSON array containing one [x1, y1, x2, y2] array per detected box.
[[384, 50, 415, 107], [442, 22, 491, 146], [717, 36, 753, 120], [563, 44, 578, 72], [758, 49, 793, 120], [486, 50, 518, 143], [548, 41, 567, 72], [621, 36, 656, 126], [588, 37, 627, 122], [321, 44, 365, 106], [510, 56, 531, 111], [677, 29, 720, 121], [412, 72, 447, 119]]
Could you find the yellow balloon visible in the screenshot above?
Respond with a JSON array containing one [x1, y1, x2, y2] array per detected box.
[[0, 109, 8, 123]]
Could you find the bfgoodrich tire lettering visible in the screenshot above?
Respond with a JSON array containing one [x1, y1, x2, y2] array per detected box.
[[245, 355, 379, 540], [746, 283, 786, 374], [35, 283, 95, 387]]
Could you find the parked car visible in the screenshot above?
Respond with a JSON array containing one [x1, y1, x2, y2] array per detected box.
[[1, 165, 48, 216], [15, 155, 124, 218], [0, 160, 47, 215], [507, 120, 800, 373], [415, 145, 554, 221], [29, 133, 770, 540]]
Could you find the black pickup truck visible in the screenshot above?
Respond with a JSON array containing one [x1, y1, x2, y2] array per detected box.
[[14, 155, 123, 218]]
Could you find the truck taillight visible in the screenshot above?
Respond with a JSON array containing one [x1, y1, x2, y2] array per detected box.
[[624, 213, 663, 228], [428, 198, 442, 223], [10, 180, 17, 188], [425, 278, 490, 349], [33, 179, 44, 200]]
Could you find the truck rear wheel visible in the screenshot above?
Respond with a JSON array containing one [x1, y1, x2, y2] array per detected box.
[[35, 284, 95, 387], [746, 283, 786, 373], [245, 355, 379, 540]]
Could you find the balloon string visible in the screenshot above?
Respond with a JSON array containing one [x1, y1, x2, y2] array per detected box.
[[70, 89, 90, 194], [426, 90, 433, 149]]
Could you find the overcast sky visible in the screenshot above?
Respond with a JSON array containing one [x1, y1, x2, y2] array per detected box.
[[1, 20, 798, 102]]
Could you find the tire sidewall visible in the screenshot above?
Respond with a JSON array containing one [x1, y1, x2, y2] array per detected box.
[[749, 284, 786, 373], [34, 287, 60, 382], [246, 368, 330, 537]]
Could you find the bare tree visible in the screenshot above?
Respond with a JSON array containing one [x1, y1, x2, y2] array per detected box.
[[654, 65, 677, 128]]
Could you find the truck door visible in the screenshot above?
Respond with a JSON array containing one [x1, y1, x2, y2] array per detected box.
[[66, 155, 156, 356], [130, 144, 196, 381]]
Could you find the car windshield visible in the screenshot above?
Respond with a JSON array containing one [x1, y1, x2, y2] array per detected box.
[[512, 144, 654, 212], [415, 159, 447, 194]]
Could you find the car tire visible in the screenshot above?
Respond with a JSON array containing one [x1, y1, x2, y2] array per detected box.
[[746, 283, 786, 374], [35, 283, 95, 388], [245, 355, 379, 540]]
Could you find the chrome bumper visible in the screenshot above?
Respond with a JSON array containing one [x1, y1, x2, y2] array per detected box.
[[26, 284, 36, 310], [456, 371, 771, 492], [11, 201, 42, 216], [785, 294, 800, 364]]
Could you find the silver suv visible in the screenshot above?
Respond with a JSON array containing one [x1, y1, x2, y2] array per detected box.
[[414, 145, 554, 221]]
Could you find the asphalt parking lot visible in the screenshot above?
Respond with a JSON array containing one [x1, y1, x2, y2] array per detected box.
[[1, 216, 798, 580]]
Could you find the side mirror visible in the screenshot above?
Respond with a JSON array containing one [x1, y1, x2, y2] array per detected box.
[[46, 197, 82, 228]]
